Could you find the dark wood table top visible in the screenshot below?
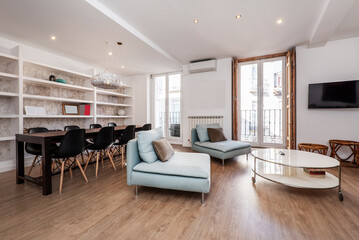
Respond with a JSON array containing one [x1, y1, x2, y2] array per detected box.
[[16, 125, 143, 142]]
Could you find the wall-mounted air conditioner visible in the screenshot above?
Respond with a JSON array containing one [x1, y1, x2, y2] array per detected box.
[[188, 59, 217, 74]]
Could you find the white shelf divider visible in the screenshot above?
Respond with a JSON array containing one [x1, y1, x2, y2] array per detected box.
[[23, 115, 94, 119], [96, 89, 132, 98], [0, 136, 15, 141], [0, 52, 18, 60], [0, 72, 19, 79], [23, 94, 94, 104], [23, 76, 93, 91], [0, 92, 19, 97], [96, 101, 132, 107], [96, 115, 132, 118], [0, 115, 19, 118]]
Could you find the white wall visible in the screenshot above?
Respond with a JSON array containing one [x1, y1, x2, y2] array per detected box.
[[296, 37, 359, 146], [129, 74, 151, 125], [182, 58, 232, 146]]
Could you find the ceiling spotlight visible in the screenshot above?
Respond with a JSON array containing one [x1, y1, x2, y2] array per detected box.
[[121, 65, 125, 69], [108, 51, 113, 56], [235, 14, 242, 19], [277, 19, 283, 24], [50, 35, 56, 40], [117, 42, 123, 46], [193, 19, 199, 23]]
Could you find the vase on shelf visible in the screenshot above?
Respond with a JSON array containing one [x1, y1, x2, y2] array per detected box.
[[118, 109, 125, 116]]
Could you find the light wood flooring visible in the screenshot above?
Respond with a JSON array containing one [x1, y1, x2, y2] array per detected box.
[[1, 145, 359, 240]]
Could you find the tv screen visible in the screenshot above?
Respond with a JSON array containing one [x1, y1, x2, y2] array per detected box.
[[308, 80, 359, 109]]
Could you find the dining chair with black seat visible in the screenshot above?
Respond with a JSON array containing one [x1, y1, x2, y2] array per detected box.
[[64, 125, 80, 131], [26, 127, 48, 176], [111, 125, 136, 169], [64, 125, 88, 163], [52, 128, 88, 194], [142, 123, 151, 131], [84, 126, 116, 178], [90, 124, 102, 129], [108, 122, 117, 127]]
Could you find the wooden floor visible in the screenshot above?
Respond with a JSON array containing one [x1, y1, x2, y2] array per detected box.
[[1, 145, 359, 240]]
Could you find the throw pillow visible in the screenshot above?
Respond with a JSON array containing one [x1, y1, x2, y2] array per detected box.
[[137, 128, 163, 163], [207, 128, 227, 142], [152, 138, 174, 162], [196, 123, 221, 142]]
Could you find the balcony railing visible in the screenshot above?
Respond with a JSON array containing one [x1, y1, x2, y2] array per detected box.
[[240, 109, 282, 144], [159, 111, 181, 137]]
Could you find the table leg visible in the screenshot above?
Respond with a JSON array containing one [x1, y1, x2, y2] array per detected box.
[[338, 165, 343, 201], [41, 139, 52, 195], [252, 157, 256, 183], [16, 140, 24, 184]]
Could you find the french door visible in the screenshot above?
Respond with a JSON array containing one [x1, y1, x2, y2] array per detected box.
[[153, 73, 182, 142], [238, 57, 286, 147]]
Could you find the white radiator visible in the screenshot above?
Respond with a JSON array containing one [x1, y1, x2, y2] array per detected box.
[[188, 115, 223, 142]]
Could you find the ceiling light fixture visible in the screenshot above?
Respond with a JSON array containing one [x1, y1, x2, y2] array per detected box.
[[277, 18, 283, 24], [121, 66, 125, 69], [108, 51, 113, 56], [193, 19, 199, 23], [91, 42, 122, 89], [235, 14, 242, 19], [50, 35, 56, 40]]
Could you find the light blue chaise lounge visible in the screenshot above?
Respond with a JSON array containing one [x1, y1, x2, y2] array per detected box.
[[127, 138, 211, 203], [191, 124, 251, 166]]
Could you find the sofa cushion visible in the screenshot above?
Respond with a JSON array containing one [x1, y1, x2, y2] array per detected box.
[[152, 138, 174, 162], [196, 123, 221, 142], [194, 140, 251, 153], [137, 128, 163, 163], [133, 152, 210, 179], [208, 128, 227, 142]]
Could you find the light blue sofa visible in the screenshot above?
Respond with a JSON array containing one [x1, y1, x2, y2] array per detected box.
[[127, 139, 211, 203], [191, 128, 251, 165]]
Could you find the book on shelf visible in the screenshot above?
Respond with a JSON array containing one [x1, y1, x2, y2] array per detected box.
[[303, 168, 326, 175], [79, 104, 91, 115]]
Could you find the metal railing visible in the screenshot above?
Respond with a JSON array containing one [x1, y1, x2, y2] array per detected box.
[[158, 111, 181, 137], [240, 109, 282, 143]]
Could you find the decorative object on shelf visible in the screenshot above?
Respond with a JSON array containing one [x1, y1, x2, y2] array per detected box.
[[91, 42, 123, 89], [56, 78, 66, 84], [62, 103, 79, 115], [49, 75, 56, 81], [79, 104, 91, 115], [329, 139, 359, 167], [117, 109, 125, 116], [24, 106, 46, 115]]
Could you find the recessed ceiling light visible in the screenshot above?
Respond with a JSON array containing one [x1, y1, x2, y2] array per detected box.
[[193, 19, 199, 23], [50, 35, 56, 40], [108, 51, 113, 56], [121, 65, 125, 69], [277, 19, 283, 24], [235, 14, 242, 19]]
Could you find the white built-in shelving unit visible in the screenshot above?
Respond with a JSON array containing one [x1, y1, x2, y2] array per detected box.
[[0, 44, 133, 172]]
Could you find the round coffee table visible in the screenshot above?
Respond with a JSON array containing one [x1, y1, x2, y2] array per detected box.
[[251, 149, 343, 201]]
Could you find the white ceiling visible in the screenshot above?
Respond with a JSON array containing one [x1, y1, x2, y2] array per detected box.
[[0, 0, 358, 76]]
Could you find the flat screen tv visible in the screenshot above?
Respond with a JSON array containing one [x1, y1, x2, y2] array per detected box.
[[308, 80, 359, 109]]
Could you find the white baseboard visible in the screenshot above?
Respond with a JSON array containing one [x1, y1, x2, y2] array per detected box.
[[0, 157, 34, 173]]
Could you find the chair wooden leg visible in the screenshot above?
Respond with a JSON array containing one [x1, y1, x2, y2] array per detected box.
[[84, 151, 94, 172], [95, 152, 100, 178], [75, 157, 88, 183], [27, 155, 38, 176], [59, 160, 65, 194], [121, 146, 124, 169], [80, 153, 85, 164], [107, 150, 117, 171], [101, 150, 104, 169]]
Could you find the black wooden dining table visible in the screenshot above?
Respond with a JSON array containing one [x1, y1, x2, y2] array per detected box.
[[16, 125, 142, 195]]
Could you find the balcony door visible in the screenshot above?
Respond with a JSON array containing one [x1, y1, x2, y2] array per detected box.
[[153, 73, 182, 143], [238, 57, 286, 147]]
